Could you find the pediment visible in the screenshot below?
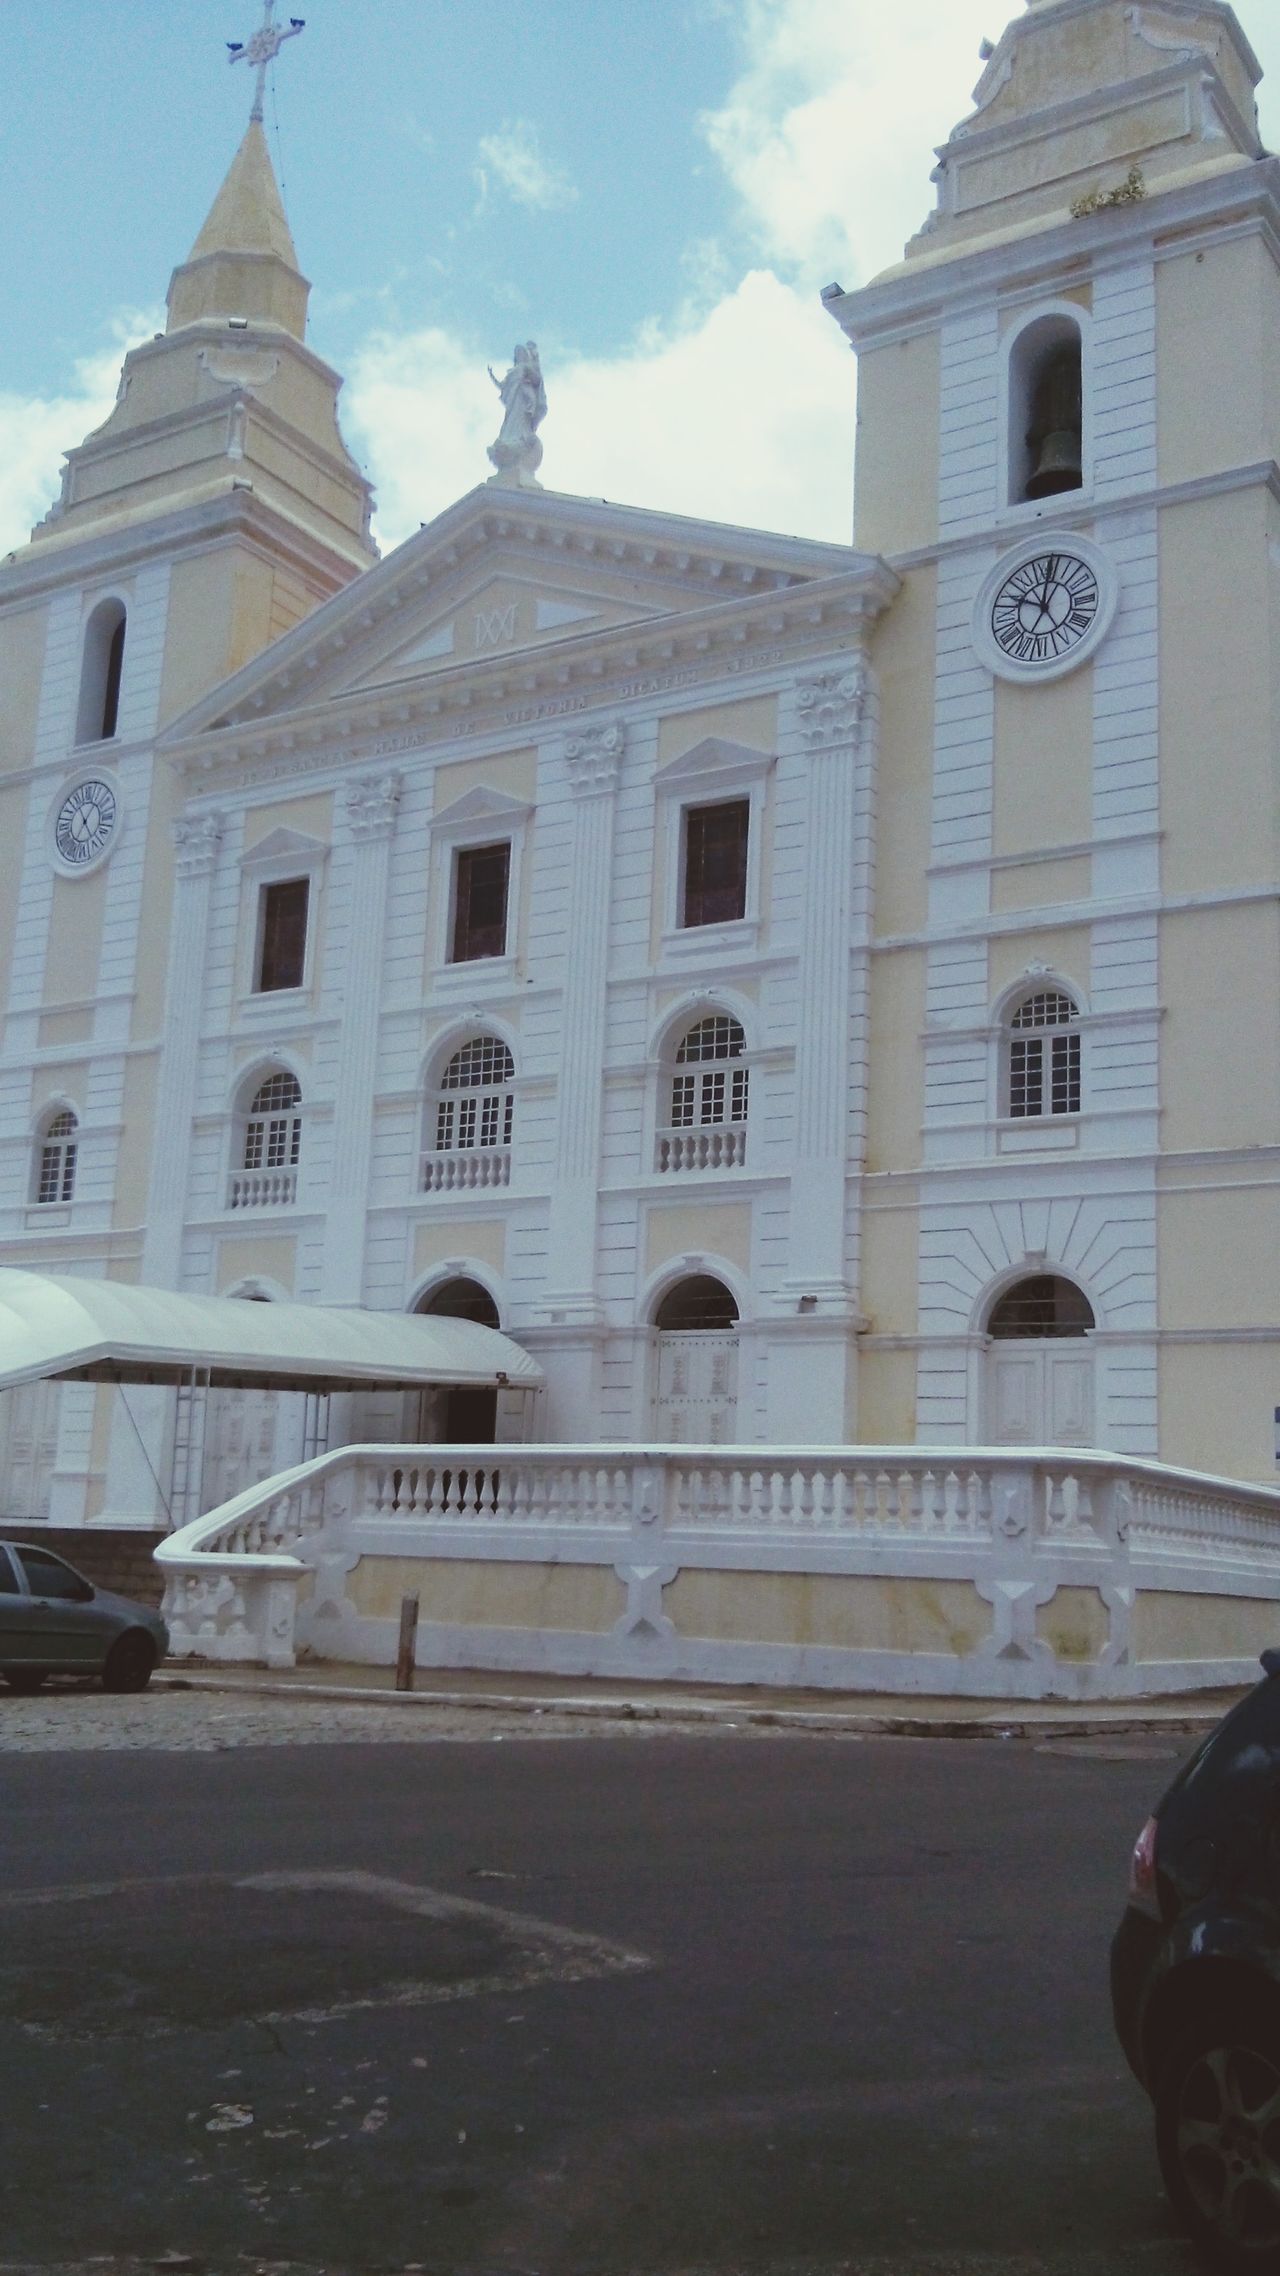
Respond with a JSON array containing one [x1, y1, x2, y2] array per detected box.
[[655, 736, 775, 789], [165, 484, 864, 742], [432, 786, 532, 832], [241, 826, 328, 866]]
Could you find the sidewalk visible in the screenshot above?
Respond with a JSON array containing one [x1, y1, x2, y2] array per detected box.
[[154, 1658, 1250, 1740]]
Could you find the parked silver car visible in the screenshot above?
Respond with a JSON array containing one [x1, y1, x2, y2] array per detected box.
[[0, 1541, 168, 1693]]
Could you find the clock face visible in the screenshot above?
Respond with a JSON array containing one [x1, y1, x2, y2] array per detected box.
[[989, 551, 1100, 669], [54, 777, 118, 872]]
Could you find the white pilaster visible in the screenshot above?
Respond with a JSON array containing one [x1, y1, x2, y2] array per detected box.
[[320, 773, 402, 1304]]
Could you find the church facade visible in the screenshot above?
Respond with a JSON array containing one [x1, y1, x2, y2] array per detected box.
[[0, 0, 1277, 1531]]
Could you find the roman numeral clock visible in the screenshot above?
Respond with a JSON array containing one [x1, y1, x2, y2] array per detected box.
[[973, 533, 1117, 684]]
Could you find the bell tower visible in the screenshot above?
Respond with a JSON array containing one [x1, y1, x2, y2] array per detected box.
[[823, 0, 1280, 1481]]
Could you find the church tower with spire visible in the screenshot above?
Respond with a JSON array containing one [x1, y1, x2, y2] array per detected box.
[[0, 38, 376, 1522], [825, 0, 1279, 1479]]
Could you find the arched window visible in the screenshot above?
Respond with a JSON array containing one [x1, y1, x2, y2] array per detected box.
[[654, 1275, 740, 1332], [1004, 988, 1081, 1119], [230, 1071, 302, 1208], [424, 1035, 514, 1192], [414, 1278, 504, 1442], [76, 599, 127, 745], [34, 1109, 78, 1206], [419, 1276, 501, 1328], [1007, 313, 1084, 507], [658, 1014, 748, 1172], [987, 1277, 1094, 1339]]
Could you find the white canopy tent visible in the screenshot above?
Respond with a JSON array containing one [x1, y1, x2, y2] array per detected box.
[[0, 1271, 542, 1529], [0, 1270, 540, 1394]]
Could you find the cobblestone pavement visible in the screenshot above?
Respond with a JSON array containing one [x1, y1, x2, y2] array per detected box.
[[0, 1682, 778, 1752]]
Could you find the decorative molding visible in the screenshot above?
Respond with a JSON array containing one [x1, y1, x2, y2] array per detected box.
[[563, 718, 626, 796], [172, 811, 225, 877], [794, 666, 869, 747], [1124, 5, 1217, 64], [955, 52, 1013, 138], [343, 770, 402, 842]]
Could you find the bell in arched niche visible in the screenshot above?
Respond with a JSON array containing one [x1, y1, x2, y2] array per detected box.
[[1024, 343, 1084, 501]]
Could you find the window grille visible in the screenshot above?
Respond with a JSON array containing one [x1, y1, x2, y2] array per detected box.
[[434, 1036, 515, 1153], [671, 1016, 748, 1129], [1006, 990, 1080, 1118], [243, 1072, 302, 1172], [36, 1111, 78, 1205], [987, 1276, 1094, 1339]]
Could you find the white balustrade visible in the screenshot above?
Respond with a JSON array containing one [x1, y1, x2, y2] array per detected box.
[[155, 1440, 1280, 1692], [654, 1125, 747, 1173], [421, 1147, 511, 1193], [227, 1168, 297, 1210]]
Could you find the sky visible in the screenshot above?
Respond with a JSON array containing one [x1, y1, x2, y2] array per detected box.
[[3, 0, 1279, 559]]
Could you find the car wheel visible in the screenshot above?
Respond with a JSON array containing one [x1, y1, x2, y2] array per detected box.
[[2, 1668, 46, 1693], [1157, 2007, 1280, 2273], [101, 1633, 156, 1694]]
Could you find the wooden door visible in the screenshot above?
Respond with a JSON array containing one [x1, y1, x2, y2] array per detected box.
[[653, 1333, 739, 1444]]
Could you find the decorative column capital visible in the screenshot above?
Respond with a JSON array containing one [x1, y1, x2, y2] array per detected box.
[[172, 811, 225, 877], [564, 718, 626, 796], [794, 665, 870, 748], [344, 770, 403, 841]]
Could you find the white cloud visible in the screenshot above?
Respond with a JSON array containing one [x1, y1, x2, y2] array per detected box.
[[702, 0, 997, 288], [474, 120, 578, 213], [345, 270, 854, 552], [0, 315, 159, 559]]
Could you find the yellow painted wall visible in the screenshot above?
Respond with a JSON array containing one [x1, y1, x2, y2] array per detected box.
[[1157, 237, 1278, 487], [0, 783, 29, 1014], [992, 854, 1091, 913], [38, 1007, 94, 1051], [855, 1348, 919, 1446], [1161, 903, 1280, 1153], [852, 333, 940, 557], [216, 1236, 297, 1294], [244, 791, 334, 848], [665, 1569, 988, 1654], [989, 925, 1089, 1005], [1158, 1343, 1280, 1484], [1134, 1588, 1280, 1665], [413, 1219, 506, 1280], [43, 869, 108, 1010], [1161, 492, 1274, 894], [993, 668, 1092, 857], [113, 1055, 158, 1231], [349, 1555, 623, 1633], [0, 601, 49, 769], [871, 562, 935, 938], [867, 949, 925, 1172], [859, 1200, 919, 1337], [1160, 1185, 1280, 1329], [644, 1203, 752, 1279], [433, 748, 537, 811], [656, 695, 777, 766], [159, 551, 236, 724], [1037, 1587, 1108, 1662]]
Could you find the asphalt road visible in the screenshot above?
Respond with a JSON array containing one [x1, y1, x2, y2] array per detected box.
[[0, 1716, 1202, 2276]]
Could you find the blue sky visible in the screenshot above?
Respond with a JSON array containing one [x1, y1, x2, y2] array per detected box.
[[4, 0, 1279, 556]]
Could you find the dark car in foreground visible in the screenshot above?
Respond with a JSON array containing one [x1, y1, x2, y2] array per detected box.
[[0, 1540, 167, 1693], [1112, 1652, 1280, 2271]]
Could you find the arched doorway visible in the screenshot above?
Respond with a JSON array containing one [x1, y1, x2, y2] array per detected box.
[[983, 1275, 1096, 1448], [418, 1278, 501, 1444], [651, 1275, 740, 1444]]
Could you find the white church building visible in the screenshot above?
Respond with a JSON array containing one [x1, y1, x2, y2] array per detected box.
[[0, 0, 1277, 1559]]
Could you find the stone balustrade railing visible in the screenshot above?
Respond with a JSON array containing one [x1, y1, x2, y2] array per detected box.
[[155, 1442, 1280, 1697], [654, 1124, 747, 1173], [420, 1147, 511, 1192], [227, 1168, 298, 1210]]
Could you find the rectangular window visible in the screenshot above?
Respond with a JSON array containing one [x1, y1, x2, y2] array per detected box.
[[257, 878, 309, 992], [37, 1143, 76, 1204], [451, 842, 510, 963], [682, 800, 749, 928], [1051, 1032, 1081, 1116], [1009, 1037, 1042, 1119]]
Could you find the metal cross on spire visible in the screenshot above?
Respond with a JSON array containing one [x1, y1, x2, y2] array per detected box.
[[227, 0, 305, 124]]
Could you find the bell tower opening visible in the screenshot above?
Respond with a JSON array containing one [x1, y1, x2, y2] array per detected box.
[[1007, 312, 1085, 507]]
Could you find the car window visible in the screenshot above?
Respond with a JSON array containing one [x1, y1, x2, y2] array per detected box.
[[16, 1549, 90, 1601], [0, 1547, 21, 1595]]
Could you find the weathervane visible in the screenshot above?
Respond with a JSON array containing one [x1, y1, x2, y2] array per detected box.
[[227, 0, 305, 124]]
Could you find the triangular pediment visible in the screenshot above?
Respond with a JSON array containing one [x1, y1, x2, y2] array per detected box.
[[164, 485, 864, 742], [432, 786, 532, 831], [656, 736, 775, 788], [241, 826, 328, 866]]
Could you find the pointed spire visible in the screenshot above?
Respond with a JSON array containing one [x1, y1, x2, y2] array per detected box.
[[187, 117, 299, 267], [166, 118, 309, 338]]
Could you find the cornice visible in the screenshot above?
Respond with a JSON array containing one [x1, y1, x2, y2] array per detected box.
[[169, 486, 873, 742], [887, 457, 1280, 576], [164, 562, 901, 791], [829, 153, 1280, 347], [0, 485, 372, 608]]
